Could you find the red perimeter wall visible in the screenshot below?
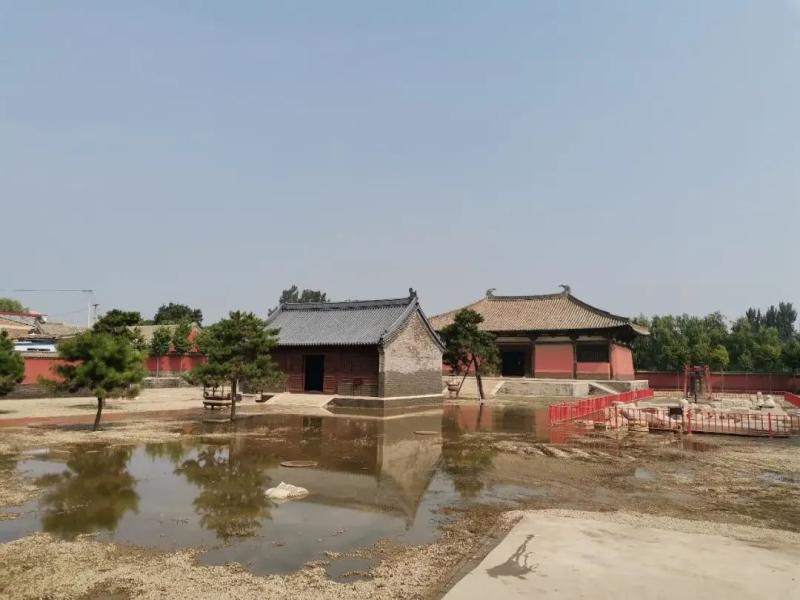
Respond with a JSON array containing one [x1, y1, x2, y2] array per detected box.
[[21, 355, 72, 384], [146, 354, 206, 375], [637, 371, 800, 393], [22, 354, 205, 384]]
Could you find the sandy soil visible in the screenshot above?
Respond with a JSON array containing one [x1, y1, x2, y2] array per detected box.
[[0, 387, 205, 422]]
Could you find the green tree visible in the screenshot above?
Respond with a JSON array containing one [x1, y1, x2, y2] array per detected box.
[[149, 327, 172, 378], [745, 308, 762, 328], [782, 337, 800, 373], [763, 302, 797, 342], [0, 331, 25, 396], [439, 309, 499, 400], [708, 345, 730, 371], [279, 285, 328, 304], [752, 327, 783, 371], [635, 303, 798, 373], [171, 321, 193, 354], [44, 331, 146, 430], [153, 303, 203, 326], [0, 298, 27, 313], [633, 315, 690, 371], [187, 311, 283, 421], [94, 309, 145, 350]]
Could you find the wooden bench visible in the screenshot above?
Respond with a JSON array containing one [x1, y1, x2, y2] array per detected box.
[[203, 399, 233, 410]]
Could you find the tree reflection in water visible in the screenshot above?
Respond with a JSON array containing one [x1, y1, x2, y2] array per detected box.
[[144, 440, 189, 464], [441, 439, 497, 498], [38, 444, 139, 539], [175, 439, 275, 542]]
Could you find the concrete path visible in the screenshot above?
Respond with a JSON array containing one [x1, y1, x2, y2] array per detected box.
[[589, 381, 618, 395], [444, 510, 800, 600]]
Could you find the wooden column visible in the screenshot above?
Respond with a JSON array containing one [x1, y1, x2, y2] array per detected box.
[[570, 336, 578, 379], [608, 339, 614, 380]]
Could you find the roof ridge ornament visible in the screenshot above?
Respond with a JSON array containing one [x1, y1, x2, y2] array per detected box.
[[486, 288, 496, 298], [559, 284, 571, 296]]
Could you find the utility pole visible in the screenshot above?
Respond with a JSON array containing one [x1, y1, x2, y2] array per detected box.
[[90, 303, 99, 327], [83, 290, 95, 327]]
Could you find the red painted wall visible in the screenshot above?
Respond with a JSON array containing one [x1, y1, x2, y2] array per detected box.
[[146, 354, 206, 375], [534, 343, 574, 379], [22, 355, 71, 384], [611, 344, 635, 380], [22, 354, 204, 385], [576, 362, 610, 379], [637, 371, 800, 393], [272, 346, 380, 396]]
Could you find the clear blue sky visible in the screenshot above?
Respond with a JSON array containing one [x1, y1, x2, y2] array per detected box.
[[2, 1, 798, 324]]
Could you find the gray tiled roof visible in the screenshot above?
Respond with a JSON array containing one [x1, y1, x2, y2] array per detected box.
[[267, 294, 441, 347], [0, 313, 38, 328]]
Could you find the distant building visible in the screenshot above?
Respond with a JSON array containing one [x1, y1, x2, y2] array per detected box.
[[430, 288, 648, 381], [266, 291, 444, 398], [0, 311, 86, 348], [0, 313, 39, 340], [13, 339, 57, 353]]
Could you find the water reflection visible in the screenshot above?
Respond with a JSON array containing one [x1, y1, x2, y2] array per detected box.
[[191, 412, 443, 521], [442, 402, 548, 437], [38, 445, 139, 539], [144, 440, 188, 463], [176, 441, 275, 541], [4, 402, 557, 575], [441, 440, 497, 498]]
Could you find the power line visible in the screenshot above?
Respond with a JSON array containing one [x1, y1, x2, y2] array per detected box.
[[0, 288, 96, 326], [1, 288, 93, 293], [47, 307, 89, 319]]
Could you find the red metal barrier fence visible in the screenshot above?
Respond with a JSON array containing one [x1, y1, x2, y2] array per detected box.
[[549, 388, 654, 424], [785, 392, 800, 409], [616, 406, 800, 437]]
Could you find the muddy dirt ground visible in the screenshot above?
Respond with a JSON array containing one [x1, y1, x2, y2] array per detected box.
[[0, 404, 798, 599]]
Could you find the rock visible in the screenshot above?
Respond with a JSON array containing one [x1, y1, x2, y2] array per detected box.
[[567, 448, 591, 459], [521, 446, 545, 456], [265, 482, 309, 501], [492, 441, 521, 453], [537, 444, 571, 458]]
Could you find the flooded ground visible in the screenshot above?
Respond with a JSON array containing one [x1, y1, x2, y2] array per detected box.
[[1, 397, 799, 598], [0, 408, 549, 576]]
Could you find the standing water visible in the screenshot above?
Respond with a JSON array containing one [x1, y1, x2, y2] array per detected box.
[[1, 405, 553, 575]]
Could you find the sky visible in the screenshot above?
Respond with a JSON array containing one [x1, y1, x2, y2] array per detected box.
[[1, 1, 799, 325]]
